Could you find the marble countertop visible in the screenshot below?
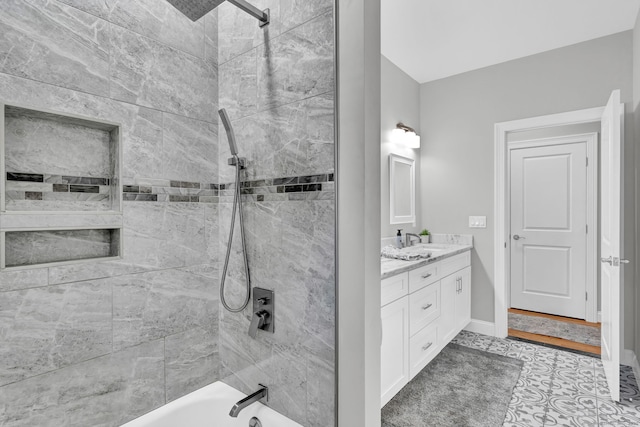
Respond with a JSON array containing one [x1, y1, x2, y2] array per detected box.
[[381, 243, 473, 280]]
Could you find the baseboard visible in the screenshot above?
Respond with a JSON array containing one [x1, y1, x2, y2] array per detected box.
[[464, 319, 496, 337], [622, 350, 640, 380]]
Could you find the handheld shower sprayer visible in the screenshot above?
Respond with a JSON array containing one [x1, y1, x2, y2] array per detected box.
[[219, 108, 238, 156], [218, 108, 251, 313]]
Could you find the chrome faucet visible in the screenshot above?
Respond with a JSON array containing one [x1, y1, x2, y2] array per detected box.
[[405, 233, 422, 247], [229, 384, 269, 417]]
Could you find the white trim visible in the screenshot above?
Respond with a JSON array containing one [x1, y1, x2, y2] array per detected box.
[[494, 106, 606, 338], [598, 311, 602, 324], [464, 319, 496, 337], [622, 350, 640, 385]]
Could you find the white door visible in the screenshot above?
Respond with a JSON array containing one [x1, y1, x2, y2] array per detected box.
[[510, 141, 587, 318], [600, 90, 622, 403], [439, 273, 458, 344]]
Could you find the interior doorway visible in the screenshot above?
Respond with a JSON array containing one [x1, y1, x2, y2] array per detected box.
[[508, 134, 597, 320], [495, 92, 625, 403]]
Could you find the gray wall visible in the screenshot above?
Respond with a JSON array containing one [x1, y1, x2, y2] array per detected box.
[[381, 55, 421, 238], [216, 2, 336, 427], [419, 31, 636, 349], [0, 1, 220, 425]]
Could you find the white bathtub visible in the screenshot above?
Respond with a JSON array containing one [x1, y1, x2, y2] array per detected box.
[[121, 382, 302, 427]]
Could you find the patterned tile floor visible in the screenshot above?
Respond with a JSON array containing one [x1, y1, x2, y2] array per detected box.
[[452, 331, 640, 427]]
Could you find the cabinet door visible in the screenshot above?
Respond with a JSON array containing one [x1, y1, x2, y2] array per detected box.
[[456, 266, 471, 332], [439, 274, 457, 344], [381, 296, 409, 407]]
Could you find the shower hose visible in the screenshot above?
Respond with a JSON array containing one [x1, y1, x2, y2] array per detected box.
[[220, 155, 251, 313]]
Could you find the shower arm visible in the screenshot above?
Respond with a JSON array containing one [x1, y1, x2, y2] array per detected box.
[[228, 0, 270, 27]]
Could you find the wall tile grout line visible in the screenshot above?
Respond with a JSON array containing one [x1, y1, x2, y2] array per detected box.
[[54, 0, 209, 62], [0, 71, 219, 126]]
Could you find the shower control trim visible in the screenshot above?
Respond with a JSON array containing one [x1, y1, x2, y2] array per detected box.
[[249, 288, 274, 338]]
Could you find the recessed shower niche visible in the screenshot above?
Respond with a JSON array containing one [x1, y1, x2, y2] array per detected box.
[[0, 102, 123, 270]]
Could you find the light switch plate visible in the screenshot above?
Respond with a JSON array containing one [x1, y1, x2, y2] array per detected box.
[[469, 216, 487, 228]]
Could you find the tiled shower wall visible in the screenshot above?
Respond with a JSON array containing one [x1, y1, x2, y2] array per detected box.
[[216, 1, 336, 427], [0, 1, 220, 425]]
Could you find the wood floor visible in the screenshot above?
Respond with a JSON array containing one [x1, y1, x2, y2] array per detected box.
[[508, 308, 601, 355]]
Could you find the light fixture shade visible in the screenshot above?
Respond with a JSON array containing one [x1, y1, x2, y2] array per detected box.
[[406, 133, 420, 148], [392, 123, 420, 148]]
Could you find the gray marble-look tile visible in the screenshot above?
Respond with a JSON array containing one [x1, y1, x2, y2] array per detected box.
[[0, 268, 48, 292], [58, 0, 206, 58], [263, 345, 307, 425], [219, 298, 274, 394], [0, 73, 165, 185], [112, 268, 217, 350], [0, 340, 165, 427], [218, 92, 334, 183], [278, 0, 333, 33], [204, 10, 218, 67], [162, 112, 217, 183], [5, 112, 112, 177], [123, 201, 207, 269], [257, 12, 334, 111], [306, 353, 335, 427], [109, 24, 215, 122], [165, 326, 219, 402], [217, 0, 281, 65], [123, 106, 164, 180], [0, 0, 110, 97], [5, 229, 114, 268], [205, 204, 220, 264], [218, 48, 258, 120], [0, 282, 112, 386]]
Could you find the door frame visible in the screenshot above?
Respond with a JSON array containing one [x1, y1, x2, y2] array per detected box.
[[507, 133, 597, 320], [494, 106, 607, 338]]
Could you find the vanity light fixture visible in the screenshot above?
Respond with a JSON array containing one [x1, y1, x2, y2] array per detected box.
[[392, 123, 421, 148]]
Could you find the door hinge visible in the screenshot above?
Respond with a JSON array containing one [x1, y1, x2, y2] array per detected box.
[[585, 292, 588, 301], [586, 157, 589, 167], [586, 224, 588, 234]]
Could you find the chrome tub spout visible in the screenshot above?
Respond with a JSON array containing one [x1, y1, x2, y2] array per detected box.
[[229, 384, 268, 418]]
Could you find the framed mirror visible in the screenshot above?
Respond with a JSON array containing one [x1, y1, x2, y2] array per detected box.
[[389, 153, 415, 224]]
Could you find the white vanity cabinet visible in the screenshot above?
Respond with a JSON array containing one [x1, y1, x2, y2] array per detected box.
[[441, 266, 471, 344], [380, 251, 471, 407]]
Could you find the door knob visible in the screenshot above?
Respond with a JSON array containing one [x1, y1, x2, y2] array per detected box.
[[601, 256, 613, 264], [513, 234, 525, 240], [620, 259, 631, 264]]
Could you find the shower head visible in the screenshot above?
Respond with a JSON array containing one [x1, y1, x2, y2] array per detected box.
[[166, 0, 225, 21], [218, 108, 238, 156], [166, 0, 269, 26]]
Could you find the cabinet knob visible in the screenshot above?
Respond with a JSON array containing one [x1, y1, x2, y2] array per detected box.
[[422, 342, 433, 351], [421, 303, 433, 311]]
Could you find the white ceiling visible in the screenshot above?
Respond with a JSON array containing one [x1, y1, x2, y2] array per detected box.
[[381, 0, 640, 84]]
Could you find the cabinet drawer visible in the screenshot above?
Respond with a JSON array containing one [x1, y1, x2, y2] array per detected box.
[[408, 263, 439, 293], [439, 251, 471, 278], [409, 282, 440, 336], [381, 272, 409, 306], [409, 322, 439, 378]]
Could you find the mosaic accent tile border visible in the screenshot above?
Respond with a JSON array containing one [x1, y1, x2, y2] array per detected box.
[[6, 172, 335, 204], [6, 171, 111, 203]]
